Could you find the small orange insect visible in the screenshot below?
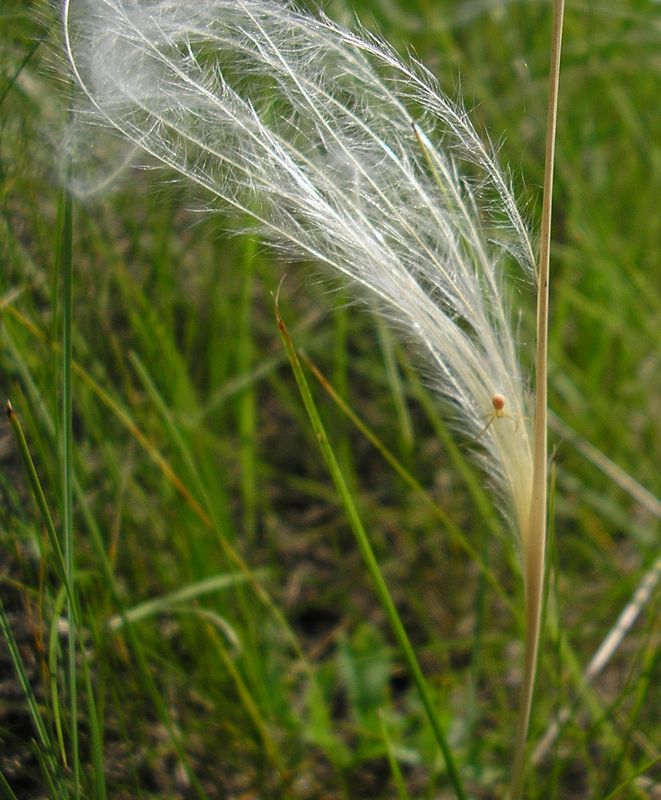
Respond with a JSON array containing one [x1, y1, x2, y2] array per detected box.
[[477, 393, 516, 439]]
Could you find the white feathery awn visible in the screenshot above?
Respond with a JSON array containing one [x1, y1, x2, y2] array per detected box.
[[63, 1, 561, 796]]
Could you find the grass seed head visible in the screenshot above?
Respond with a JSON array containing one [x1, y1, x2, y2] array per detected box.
[[63, 0, 535, 538]]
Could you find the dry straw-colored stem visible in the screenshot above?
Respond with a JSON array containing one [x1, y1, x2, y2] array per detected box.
[[509, 1, 565, 797]]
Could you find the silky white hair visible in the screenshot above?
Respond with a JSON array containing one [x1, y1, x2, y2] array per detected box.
[[63, 0, 535, 540]]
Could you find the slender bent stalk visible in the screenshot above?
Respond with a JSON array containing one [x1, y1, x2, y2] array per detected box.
[[277, 303, 467, 800], [56, 183, 81, 793], [509, 1, 565, 797]]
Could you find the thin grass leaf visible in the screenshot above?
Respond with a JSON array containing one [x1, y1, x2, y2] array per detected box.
[[6, 399, 108, 797], [48, 586, 69, 768], [277, 302, 466, 799], [237, 236, 259, 539], [601, 755, 661, 800], [0, 768, 20, 800], [0, 596, 65, 798], [5, 402, 71, 604], [378, 710, 412, 800], [107, 571, 266, 634], [55, 178, 80, 795]]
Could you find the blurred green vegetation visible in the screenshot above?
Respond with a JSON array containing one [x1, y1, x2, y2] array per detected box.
[[1, 1, 659, 798]]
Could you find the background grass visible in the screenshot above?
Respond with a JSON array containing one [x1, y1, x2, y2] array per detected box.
[[1, 0, 659, 798]]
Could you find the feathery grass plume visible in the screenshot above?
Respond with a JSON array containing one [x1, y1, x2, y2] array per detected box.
[[63, 0, 546, 790]]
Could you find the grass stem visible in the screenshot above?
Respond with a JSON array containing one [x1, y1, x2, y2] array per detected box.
[[509, 1, 565, 797], [56, 183, 80, 794]]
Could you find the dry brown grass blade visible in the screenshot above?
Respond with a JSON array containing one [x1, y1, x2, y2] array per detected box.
[[509, 0, 566, 796]]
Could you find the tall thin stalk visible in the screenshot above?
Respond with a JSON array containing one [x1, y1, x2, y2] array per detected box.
[[510, 1, 565, 797], [56, 181, 80, 793]]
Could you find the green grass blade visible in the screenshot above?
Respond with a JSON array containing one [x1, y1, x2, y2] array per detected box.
[[204, 622, 286, 778], [5, 401, 71, 604], [378, 710, 411, 800], [602, 755, 661, 800], [276, 301, 467, 800], [81, 656, 107, 800], [373, 316, 414, 459], [107, 571, 267, 630], [0, 34, 45, 109], [56, 181, 80, 794], [32, 747, 67, 800], [48, 586, 69, 768], [0, 595, 64, 797], [6, 396, 107, 796], [301, 352, 516, 615], [237, 236, 258, 539], [0, 769, 20, 800]]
